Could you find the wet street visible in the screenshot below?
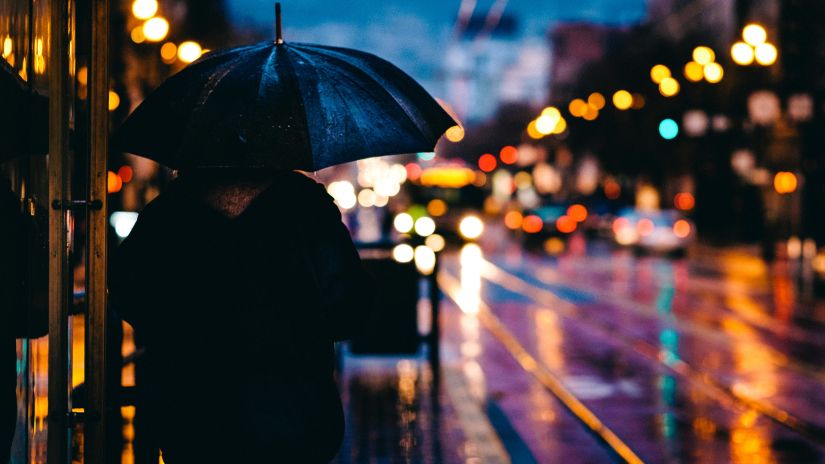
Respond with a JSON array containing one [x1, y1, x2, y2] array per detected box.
[[334, 228, 825, 463]]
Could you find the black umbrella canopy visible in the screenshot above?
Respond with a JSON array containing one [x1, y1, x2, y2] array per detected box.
[[0, 60, 49, 161], [114, 37, 456, 171]]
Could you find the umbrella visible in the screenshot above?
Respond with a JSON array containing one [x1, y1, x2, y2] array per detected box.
[[0, 60, 49, 160], [113, 4, 456, 171]]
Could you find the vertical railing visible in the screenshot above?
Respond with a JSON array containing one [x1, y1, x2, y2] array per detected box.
[[47, 0, 72, 461], [85, 0, 110, 461]]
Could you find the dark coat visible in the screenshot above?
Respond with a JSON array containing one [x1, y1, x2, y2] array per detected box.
[[109, 171, 373, 463], [0, 185, 22, 463]]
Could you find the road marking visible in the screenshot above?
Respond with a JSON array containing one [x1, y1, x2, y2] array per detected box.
[[442, 366, 512, 464], [439, 273, 647, 464], [478, 259, 825, 446]]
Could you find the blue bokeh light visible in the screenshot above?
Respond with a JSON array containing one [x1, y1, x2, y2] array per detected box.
[[659, 119, 679, 140]]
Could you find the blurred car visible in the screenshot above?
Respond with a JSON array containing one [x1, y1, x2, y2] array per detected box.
[[406, 164, 486, 242], [611, 208, 695, 256]]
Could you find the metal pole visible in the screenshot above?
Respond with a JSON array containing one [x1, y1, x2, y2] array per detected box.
[[47, 0, 72, 460], [84, 0, 110, 461]]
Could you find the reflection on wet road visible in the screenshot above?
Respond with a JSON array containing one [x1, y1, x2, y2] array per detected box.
[[436, 231, 825, 463]]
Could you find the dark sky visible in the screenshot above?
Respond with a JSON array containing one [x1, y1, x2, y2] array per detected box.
[[226, 0, 648, 91]]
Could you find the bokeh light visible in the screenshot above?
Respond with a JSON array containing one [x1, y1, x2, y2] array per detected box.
[[674, 192, 695, 211], [414, 246, 436, 275], [731, 42, 755, 65], [659, 77, 680, 97], [459, 216, 484, 240], [684, 61, 704, 82], [160, 42, 177, 62], [504, 211, 523, 230], [117, 166, 134, 183], [673, 219, 691, 238], [754, 43, 777, 66], [568, 99, 587, 117], [142, 17, 169, 42], [445, 125, 465, 142], [659, 119, 679, 139], [587, 92, 606, 110], [567, 204, 588, 222], [425, 234, 446, 252], [556, 215, 577, 234], [478, 153, 497, 172], [132, 0, 158, 20], [774, 172, 797, 194], [427, 199, 448, 217], [612, 90, 633, 110], [108, 91, 121, 111], [178, 41, 203, 63], [392, 244, 414, 263], [522, 215, 543, 234], [650, 64, 671, 84], [394, 213, 414, 233], [743, 24, 767, 46], [703, 62, 724, 83], [414, 216, 436, 237], [692, 46, 715, 65], [500, 146, 518, 165]]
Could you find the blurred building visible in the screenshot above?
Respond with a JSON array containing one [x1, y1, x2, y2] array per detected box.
[[442, 13, 550, 125], [547, 23, 615, 102]]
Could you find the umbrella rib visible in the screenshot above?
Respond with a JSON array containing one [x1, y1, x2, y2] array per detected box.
[[275, 46, 315, 169], [294, 46, 433, 143]]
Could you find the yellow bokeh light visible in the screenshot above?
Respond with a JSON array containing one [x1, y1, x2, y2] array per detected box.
[[731, 42, 755, 65], [445, 125, 465, 142], [177, 41, 203, 64], [650, 64, 671, 84], [743, 24, 767, 46], [108, 91, 120, 111], [684, 61, 704, 82], [132, 0, 158, 20], [143, 17, 169, 42], [659, 77, 680, 97], [535, 114, 557, 135], [754, 42, 777, 66], [551, 117, 567, 134], [568, 98, 587, 117], [612, 90, 633, 110], [130, 26, 146, 44], [587, 92, 606, 110], [692, 46, 715, 65], [527, 120, 543, 139], [160, 42, 177, 62], [703, 62, 724, 83], [541, 106, 561, 119]]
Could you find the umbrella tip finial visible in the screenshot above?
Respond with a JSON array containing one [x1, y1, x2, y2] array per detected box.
[[275, 2, 284, 45]]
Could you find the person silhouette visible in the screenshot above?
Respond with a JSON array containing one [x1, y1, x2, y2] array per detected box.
[[0, 179, 24, 463], [109, 168, 373, 463]]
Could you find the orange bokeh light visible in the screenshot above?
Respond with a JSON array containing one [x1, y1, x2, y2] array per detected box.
[[637, 218, 654, 237], [522, 215, 543, 234], [504, 211, 524, 230], [478, 153, 497, 172], [604, 180, 621, 200], [674, 192, 695, 211], [117, 165, 134, 183], [556, 215, 577, 234], [567, 204, 587, 222], [500, 145, 518, 165], [774, 171, 798, 194], [107, 171, 123, 193], [673, 219, 691, 238]]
